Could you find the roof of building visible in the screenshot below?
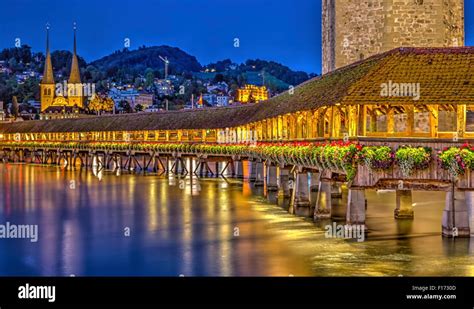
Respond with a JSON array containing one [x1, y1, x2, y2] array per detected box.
[[68, 28, 81, 84], [41, 28, 55, 84], [2, 47, 474, 134], [42, 106, 83, 113]]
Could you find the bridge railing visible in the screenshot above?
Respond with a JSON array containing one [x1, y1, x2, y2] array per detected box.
[[2, 139, 474, 190]]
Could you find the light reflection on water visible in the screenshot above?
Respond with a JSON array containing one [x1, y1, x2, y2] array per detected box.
[[0, 163, 473, 276]]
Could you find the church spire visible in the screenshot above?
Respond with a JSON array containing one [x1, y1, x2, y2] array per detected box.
[[68, 22, 81, 84], [41, 23, 54, 84]]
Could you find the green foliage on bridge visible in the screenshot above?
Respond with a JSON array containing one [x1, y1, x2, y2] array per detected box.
[[2, 141, 474, 181]]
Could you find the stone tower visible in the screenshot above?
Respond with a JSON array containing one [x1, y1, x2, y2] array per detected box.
[[40, 24, 55, 112], [322, 0, 465, 74]]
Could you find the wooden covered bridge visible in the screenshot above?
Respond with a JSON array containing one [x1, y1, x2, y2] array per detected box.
[[0, 47, 473, 237]]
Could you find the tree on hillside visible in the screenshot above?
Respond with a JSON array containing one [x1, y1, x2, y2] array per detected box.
[[145, 68, 155, 87], [118, 100, 132, 113], [213, 73, 225, 83], [0, 76, 18, 105], [0, 45, 32, 65], [11, 96, 19, 118], [17, 77, 40, 103], [134, 104, 144, 112], [88, 94, 114, 115], [51, 50, 87, 78]]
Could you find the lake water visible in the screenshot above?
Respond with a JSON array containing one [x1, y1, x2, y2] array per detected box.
[[0, 163, 473, 276]]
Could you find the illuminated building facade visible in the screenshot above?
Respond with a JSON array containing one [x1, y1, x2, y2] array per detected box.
[[40, 24, 85, 113], [236, 85, 269, 103]]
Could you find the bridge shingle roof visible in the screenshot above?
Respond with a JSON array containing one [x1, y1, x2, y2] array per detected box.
[[1, 47, 473, 134]]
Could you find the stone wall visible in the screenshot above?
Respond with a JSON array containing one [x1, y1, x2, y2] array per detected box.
[[322, 0, 465, 74]]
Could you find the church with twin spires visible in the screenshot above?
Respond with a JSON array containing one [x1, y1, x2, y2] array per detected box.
[[40, 24, 84, 117]]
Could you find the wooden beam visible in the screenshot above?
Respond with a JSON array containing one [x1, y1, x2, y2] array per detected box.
[[358, 105, 366, 136], [457, 104, 466, 138], [406, 105, 414, 136], [427, 104, 438, 138], [387, 107, 394, 135]]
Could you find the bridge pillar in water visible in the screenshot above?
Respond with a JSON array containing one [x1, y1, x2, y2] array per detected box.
[[293, 171, 312, 217], [395, 190, 414, 219], [278, 168, 291, 198], [442, 190, 470, 238], [254, 162, 265, 187], [346, 188, 366, 226], [314, 179, 332, 220], [234, 161, 244, 179], [266, 164, 278, 191], [249, 161, 257, 181]]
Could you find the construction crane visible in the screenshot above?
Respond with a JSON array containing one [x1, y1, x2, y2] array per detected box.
[[159, 55, 170, 80]]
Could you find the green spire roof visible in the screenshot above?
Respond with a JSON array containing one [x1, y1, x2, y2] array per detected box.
[[68, 23, 81, 84], [41, 24, 54, 85]]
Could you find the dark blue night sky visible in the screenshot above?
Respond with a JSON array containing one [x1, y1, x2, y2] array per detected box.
[[0, 0, 472, 74]]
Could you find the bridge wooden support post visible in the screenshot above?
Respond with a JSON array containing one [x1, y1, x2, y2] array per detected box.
[[205, 160, 213, 177], [215, 162, 219, 177], [442, 190, 470, 238], [224, 160, 234, 177], [64, 152, 69, 167], [234, 161, 244, 179], [293, 171, 312, 217], [266, 163, 278, 191], [142, 155, 147, 173], [310, 172, 319, 192], [394, 190, 414, 219], [198, 159, 207, 177], [198, 159, 205, 176], [278, 167, 291, 198], [467, 192, 474, 237], [314, 179, 332, 220], [173, 157, 180, 175], [85, 153, 89, 169], [117, 154, 123, 171], [105, 153, 111, 170], [52, 151, 58, 165], [94, 152, 102, 169], [151, 155, 157, 172], [97, 154, 102, 168], [254, 162, 265, 187], [163, 156, 169, 174], [346, 188, 366, 227], [249, 161, 256, 181], [45, 151, 50, 164], [72, 152, 77, 168]]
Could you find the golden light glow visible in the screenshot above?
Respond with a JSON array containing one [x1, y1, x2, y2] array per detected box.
[[236, 84, 269, 103]]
